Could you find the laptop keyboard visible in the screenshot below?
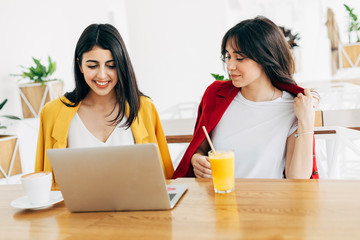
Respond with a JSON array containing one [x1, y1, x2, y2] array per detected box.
[[168, 193, 176, 201]]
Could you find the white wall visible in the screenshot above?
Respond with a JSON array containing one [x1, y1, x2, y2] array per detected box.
[[124, 0, 227, 115]]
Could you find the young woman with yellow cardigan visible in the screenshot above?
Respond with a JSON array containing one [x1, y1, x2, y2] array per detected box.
[[35, 24, 174, 183]]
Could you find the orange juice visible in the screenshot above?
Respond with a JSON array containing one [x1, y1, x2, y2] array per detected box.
[[209, 150, 235, 193]]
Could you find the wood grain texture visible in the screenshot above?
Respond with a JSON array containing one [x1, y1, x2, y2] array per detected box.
[[2, 178, 360, 239], [19, 85, 48, 118], [166, 134, 193, 143], [314, 110, 323, 127], [18, 81, 63, 118], [342, 44, 360, 68], [0, 135, 21, 178]]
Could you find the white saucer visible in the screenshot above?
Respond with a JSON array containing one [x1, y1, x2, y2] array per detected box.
[[11, 191, 64, 210]]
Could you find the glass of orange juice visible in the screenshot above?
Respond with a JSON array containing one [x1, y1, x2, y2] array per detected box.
[[208, 150, 235, 193]]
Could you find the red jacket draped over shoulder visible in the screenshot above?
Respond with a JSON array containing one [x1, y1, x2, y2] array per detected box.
[[172, 80, 319, 179]]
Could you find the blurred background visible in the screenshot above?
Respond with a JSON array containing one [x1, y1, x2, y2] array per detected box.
[[1, 0, 360, 180], [1, 0, 359, 115]]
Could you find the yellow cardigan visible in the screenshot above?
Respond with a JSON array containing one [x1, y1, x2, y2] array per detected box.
[[35, 96, 174, 180]]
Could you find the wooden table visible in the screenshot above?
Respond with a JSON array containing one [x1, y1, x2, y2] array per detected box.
[[162, 118, 195, 143], [1, 178, 360, 239], [161, 117, 360, 144]]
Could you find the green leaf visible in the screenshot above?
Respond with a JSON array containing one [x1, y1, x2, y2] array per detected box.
[[344, 4, 351, 12], [211, 73, 227, 80], [22, 72, 34, 80], [11, 56, 57, 82], [1, 115, 21, 120], [47, 56, 56, 76], [33, 57, 41, 67], [0, 99, 8, 110], [29, 66, 37, 75]]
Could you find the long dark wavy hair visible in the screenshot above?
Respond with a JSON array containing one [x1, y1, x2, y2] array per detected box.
[[221, 16, 297, 86], [63, 23, 143, 128]]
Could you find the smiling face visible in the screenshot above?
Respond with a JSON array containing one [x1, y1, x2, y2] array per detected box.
[[79, 45, 118, 98], [225, 40, 268, 89]]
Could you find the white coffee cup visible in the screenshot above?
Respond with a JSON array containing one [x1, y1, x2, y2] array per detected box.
[[21, 171, 52, 205]]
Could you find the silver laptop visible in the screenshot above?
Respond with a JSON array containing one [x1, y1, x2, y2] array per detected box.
[[47, 143, 187, 212]]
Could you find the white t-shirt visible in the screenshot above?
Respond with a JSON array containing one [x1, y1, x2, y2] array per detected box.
[[67, 113, 134, 148], [211, 91, 297, 179]]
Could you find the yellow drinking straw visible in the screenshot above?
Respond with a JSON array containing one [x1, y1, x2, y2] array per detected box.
[[202, 126, 216, 155]]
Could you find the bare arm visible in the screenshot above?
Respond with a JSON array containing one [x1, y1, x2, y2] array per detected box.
[[285, 88, 315, 179], [191, 138, 212, 178]]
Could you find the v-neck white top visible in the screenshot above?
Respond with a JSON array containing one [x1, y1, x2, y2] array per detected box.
[[211, 91, 297, 179], [67, 113, 134, 148]]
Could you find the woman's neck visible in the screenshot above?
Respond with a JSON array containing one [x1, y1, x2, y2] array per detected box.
[[82, 90, 118, 109], [240, 79, 279, 102]]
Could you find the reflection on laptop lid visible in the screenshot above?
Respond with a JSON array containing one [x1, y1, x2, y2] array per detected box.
[[47, 143, 187, 212]]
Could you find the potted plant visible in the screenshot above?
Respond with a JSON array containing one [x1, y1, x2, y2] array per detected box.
[[344, 4, 360, 43], [340, 4, 360, 69], [11, 56, 63, 118], [279, 26, 301, 49], [279, 26, 301, 72], [0, 99, 22, 180], [210, 73, 229, 81]]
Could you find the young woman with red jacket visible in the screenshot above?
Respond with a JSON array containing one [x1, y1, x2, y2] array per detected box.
[[173, 16, 319, 179]]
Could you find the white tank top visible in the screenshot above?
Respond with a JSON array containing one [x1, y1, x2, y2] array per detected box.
[[67, 113, 134, 148], [211, 91, 297, 179]]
